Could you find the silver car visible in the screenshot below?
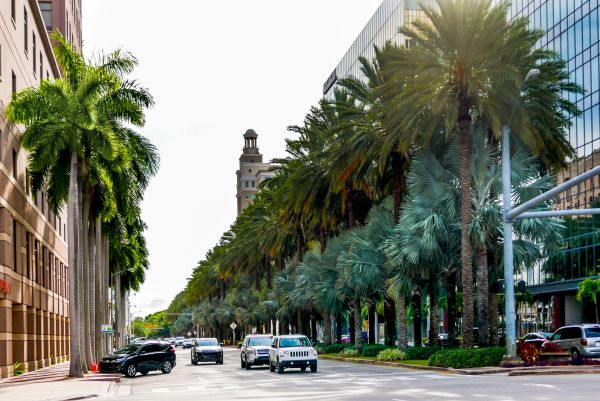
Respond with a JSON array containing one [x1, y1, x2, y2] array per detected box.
[[543, 324, 600, 359], [241, 334, 273, 370]]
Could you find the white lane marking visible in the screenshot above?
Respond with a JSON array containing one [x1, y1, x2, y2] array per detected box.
[[196, 376, 207, 382], [523, 383, 556, 389], [187, 386, 205, 391], [151, 388, 170, 393]]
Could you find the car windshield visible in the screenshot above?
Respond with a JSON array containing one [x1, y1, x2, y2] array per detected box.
[[585, 328, 600, 337], [279, 337, 311, 348], [248, 337, 272, 346], [114, 344, 141, 355], [196, 339, 219, 347], [541, 332, 553, 339]]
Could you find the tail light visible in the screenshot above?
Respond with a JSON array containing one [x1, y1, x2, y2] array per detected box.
[[169, 346, 176, 353], [580, 338, 588, 346]]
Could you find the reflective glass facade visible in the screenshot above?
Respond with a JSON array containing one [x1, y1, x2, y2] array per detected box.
[[323, 0, 436, 97], [503, 1, 600, 333]]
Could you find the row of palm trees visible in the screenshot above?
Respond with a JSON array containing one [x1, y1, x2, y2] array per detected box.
[[7, 33, 158, 377], [169, 0, 580, 349]]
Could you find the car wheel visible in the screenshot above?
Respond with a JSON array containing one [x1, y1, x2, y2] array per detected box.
[[269, 360, 275, 372], [191, 354, 198, 365], [140, 371, 149, 376], [245, 359, 251, 370], [241, 357, 246, 369], [125, 364, 137, 378], [277, 359, 284, 374], [572, 349, 581, 359], [310, 364, 317, 373], [161, 360, 173, 374]]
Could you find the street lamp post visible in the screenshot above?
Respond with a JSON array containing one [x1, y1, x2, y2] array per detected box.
[[502, 68, 540, 359]]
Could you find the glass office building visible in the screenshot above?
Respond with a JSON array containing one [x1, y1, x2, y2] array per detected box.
[[323, 0, 435, 97], [506, 1, 600, 333]]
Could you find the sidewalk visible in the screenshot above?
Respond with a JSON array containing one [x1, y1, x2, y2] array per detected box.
[[0, 362, 120, 401]]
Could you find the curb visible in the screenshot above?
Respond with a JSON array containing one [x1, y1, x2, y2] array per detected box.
[[508, 369, 600, 377]]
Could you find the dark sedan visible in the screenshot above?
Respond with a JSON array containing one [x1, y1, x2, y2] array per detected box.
[[99, 342, 176, 377], [191, 338, 223, 365], [517, 332, 553, 354]]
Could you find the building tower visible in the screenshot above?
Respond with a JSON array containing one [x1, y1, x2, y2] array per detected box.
[[236, 129, 275, 216]]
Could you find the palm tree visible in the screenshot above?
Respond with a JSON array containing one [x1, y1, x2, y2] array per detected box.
[[389, 0, 579, 346]]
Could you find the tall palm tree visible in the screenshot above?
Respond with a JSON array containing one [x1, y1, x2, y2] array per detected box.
[[390, 0, 579, 346]]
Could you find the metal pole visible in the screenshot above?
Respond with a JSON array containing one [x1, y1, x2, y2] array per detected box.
[[502, 125, 517, 358], [515, 208, 600, 219]]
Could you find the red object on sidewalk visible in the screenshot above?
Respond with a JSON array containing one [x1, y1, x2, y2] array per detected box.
[[91, 362, 99, 372]]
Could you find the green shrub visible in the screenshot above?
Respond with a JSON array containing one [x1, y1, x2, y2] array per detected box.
[[339, 347, 360, 357], [12, 361, 24, 376], [362, 344, 390, 357], [405, 346, 442, 360], [428, 347, 505, 369], [376, 348, 406, 361], [316, 343, 353, 354]]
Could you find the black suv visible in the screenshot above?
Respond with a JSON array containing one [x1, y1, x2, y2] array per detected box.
[[100, 341, 176, 377]]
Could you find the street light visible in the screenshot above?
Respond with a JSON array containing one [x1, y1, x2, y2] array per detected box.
[[502, 68, 540, 360]]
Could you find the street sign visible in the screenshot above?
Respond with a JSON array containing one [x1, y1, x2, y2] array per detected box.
[[101, 324, 113, 333], [230, 322, 237, 330]]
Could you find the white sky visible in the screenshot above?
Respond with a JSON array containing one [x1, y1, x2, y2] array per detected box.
[[82, 0, 383, 318]]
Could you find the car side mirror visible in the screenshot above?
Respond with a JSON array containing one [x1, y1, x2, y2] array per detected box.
[[219, 342, 224, 346]]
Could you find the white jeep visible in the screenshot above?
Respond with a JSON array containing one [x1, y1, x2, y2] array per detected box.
[[269, 335, 318, 374]]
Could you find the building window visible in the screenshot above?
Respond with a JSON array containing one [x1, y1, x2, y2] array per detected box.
[[251, 181, 255, 188], [24, 8, 28, 54], [39, 2, 52, 30], [11, 0, 15, 22], [25, 168, 30, 195], [11, 71, 16, 94], [33, 33, 36, 74], [12, 149, 17, 179], [25, 233, 30, 278], [245, 181, 249, 188], [245, 194, 249, 200], [12, 219, 17, 271], [58, 216, 61, 235]]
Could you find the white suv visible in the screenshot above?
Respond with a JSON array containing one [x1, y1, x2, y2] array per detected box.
[[269, 335, 317, 374]]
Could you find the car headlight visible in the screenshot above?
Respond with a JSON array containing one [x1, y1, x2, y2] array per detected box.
[[312, 350, 318, 356], [284, 351, 290, 357]]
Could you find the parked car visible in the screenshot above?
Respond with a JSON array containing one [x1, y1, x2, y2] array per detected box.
[[99, 341, 176, 378], [183, 338, 194, 349], [542, 324, 600, 359], [168, 338, 176, 346], [269, 335, 317, 374], [131, 337, 146, 344], [175, 336, 185, 347], [425, 333, 449, 346], [191, 338, 223, 365], [516, 332, 553, 354], [341, 335, 350, 344], [240, 334, 273, 370]]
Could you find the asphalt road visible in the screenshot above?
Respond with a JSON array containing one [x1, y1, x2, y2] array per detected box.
[[108, 347, 599, 401]]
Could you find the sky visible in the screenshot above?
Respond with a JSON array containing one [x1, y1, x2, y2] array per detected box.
[[82, 0, 383, 318]]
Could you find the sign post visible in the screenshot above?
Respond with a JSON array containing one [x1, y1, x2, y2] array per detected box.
[[230, 322, 237, 345]]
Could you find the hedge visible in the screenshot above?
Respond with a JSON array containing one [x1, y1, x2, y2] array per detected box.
[[315, 343, 353, 354], [404, 346, 441, 360], [362, 344, 391, 357], [428, 347, 505, 369]]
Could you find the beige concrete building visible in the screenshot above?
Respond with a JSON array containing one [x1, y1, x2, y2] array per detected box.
[[236, 129, 275, 215], [0, 0, 81, 378]]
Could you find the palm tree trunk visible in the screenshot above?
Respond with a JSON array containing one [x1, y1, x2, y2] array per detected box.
[[384, 295, 396, 347], [368, 302, 376, 344], [446, 269, 457, 346], [458, 115, 475, 348], [349, 308, 355, 345], [346, 183, 355, 230], [88, 220, 96, 362], [310, 316, 317, 341], [77, 165, 88, 373], [428, 278, 439, 346], [488, 290, 499, 345], [319, 220, 327, 253], [81, 190, 93, 367], [103, 235, 110, 354], [353, 299, 362, 351], [94, 221, 102, 361], [295, 225, 303, 264], [335, 312, 343, 343], [265, 256, 271, 290], [323, 311, 332, 344], [114, 261, 121, 348], [396, 297, 408, 349], [476, 247, 489, 346], [67, 152, 83, 378], [413, 288, 422, 347]]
